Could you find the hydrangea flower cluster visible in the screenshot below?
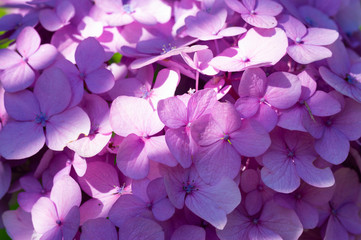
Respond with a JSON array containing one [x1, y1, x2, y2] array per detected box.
[[0, 0, 361, 239]]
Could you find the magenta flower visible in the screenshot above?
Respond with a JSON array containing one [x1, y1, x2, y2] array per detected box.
[[191, 101, 271, 183], [157, 89, 217, 168], [225, 0, 283, 28], [0, 26, 57, 92], [108, 177, 175, 226], [216, 200, 303, 240], [209, 28, 288, 72], [31, 175, 81, 240], [278, 14, 339, 64], [164, 165, 241, 230], [260, 128, 335, 193], [0, 68, 90, 160], [110, 96, 177, 179], [235, 68, 302, 132]]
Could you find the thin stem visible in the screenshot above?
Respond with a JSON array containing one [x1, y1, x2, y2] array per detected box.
[[195, 71, 199, 92], [214, 39, 220, 55]]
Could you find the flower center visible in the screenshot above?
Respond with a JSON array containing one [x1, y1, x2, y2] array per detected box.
[[183, 180, 197, 194], [345, 74, 355, 84], [123, 4, 134, 14], [161, 43, 176, 55], [252, 218, 259, 225], [295, 37, 303, 44], [56, 220, 62, 225], [35, 112, 48, 127], [250, 10, 256, 15]]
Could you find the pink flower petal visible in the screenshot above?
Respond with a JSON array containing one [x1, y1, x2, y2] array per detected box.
[[0, 121, 45, 160], [16, 26, 40, 58], [27, 44, 58, 70], [31, 197, 59, 234], [116, 134, 149, 179], [145, 136, 178, 167], [307, 91, 342, 116], [158, 97, 188, 128], [151, 68, 180, 108], [165, 127, 193, 168], [50, 176, 81, 219], [46, 107, 90, 151], [302, 28, 339, 46], [67, 133, 111, 158], [0, 61, 35, 93], [0, 48, 22, 69], [238, 67, 267, 97], [2, 209, 34, 240]]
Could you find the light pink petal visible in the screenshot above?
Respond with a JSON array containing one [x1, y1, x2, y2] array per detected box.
[[302, 28, 339, 46], [218, 27, 247, 37], [307, 91, 342, 116], [265, 72, 301, 109], [298, 70, 317, 100], [152, 197, 175, 221], [81, 218, 117, 240], [31, 197, 58, 234], [39, 9, 63, 32], [171, 225, 206, 240], [67, 133, 112, 158], [72, 153, 87, 177], [224, 0, 248, 14], [157, 97, 188, 128], [0, 121, 45, 160], [62, 206, 80, 240], [165, 127, 193, 168], [78, 16, 103, 38], [38, 226, 62, 240], [242, 14, 278, 28], [251, 103, 278, 132], [238, 67, 267, 97], [278, 14, 307, 41], [46, 107, 90, 151], [287, 44, 332, 64], [194, 141, 241, 184], [50, 175, 81, 219], [78, 161, 119, 198], [110, 96, 161, 136], [255, 0, 283, 16], [75, 37, 106, 74], [314, 128, 350, 165], [0, 162, 11, 199], [191, 114, 223, 146], [2, 209, 34, 240], [116, 133, 149, 179], [0, 48, 22, 69], [188, 88, 217, 122], [34, 68, 72, 117], [0, 62, 35, 93], [4, 90, 40, 121], [186, 177, 241, 230], [145, 136, 178, 167], [209, 47, 247, 72], [231, 119, 271, 157], [85, 68, 115, 94], [16, 26, 40, 58], [151, 69, 180, 108], [118, 217, 164, 240], [27, 44, 58, 70]]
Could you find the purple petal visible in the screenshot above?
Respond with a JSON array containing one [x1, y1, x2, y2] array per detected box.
[[116, 134, 149, 179], [81, 218, 117, 240], [0, 121, 45, 160], [333, 98, 361, 140], [0, 162, 11, 199], [165, 127, 193, 168], [251, 103, 278, 132], [307, 91, 342, 116], [16, 26, 40, 58], [39, 9, 63, 32], [4, 90, 40, 121], [295, 200, 319, 229], [152, 197, 175, 221], [265, 72, 301, 109], [314, 127, 350, 165], [242, 14, 278, 29], [234, 97, 260, 118], [46, 107, 90, 151], [75, 37, 106, 74], [171, 225, 206, 240], [238, 67, 267, 97], [231, 119, 271, 157], [118, 217, 164, 240], [18, 192, 42, 212], [27, 44, 58, 70], [324, 216, 349, 240], [62, 206, 80, 240], [188, 88, 217, 122], [0, 48, 22, 69], [337, 203, 361, 235], [261, 163, 300, 193], [2, 209, 34, 240], [295, 158, 335, 188], [34, 68, 72, 117], [287, 44, 332, 64], [85, 68, 115, 94], [56, 0, 75, 23], [302, 28, 339, 45]]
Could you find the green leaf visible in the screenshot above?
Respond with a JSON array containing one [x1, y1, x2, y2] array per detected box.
[[0, 228, 11, 240], [108, 53, 122, 64]]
